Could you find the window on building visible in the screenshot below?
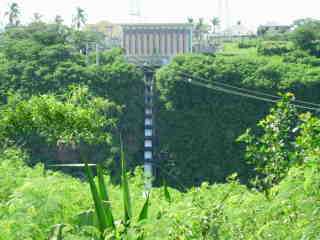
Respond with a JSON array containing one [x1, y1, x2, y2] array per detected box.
[[144, 151, 152, 160], [145, 140, 152, 147], [145, 108, 152, 115], [145, 129, 152, 137], [145, 118, 152, 126]]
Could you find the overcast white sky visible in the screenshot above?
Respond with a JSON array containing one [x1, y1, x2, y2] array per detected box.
[[0, 0, 319, 30]]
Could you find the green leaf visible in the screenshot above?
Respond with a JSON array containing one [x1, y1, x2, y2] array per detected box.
[[48, 224, 64, 240], [138, 192, 150, 222], [84, 161, 108, 234], [75, 209, 98, 227], [121, 144, 132, 223], [97, 164, 109, 202], [164, 180, 172, 203], [97, 164, 115, 229]]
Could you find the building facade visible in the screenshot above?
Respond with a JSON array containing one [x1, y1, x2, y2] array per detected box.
[[121, 23, 193, 63]]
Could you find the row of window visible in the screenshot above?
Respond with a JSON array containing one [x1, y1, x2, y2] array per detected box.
[[124, 32, 190, 56]]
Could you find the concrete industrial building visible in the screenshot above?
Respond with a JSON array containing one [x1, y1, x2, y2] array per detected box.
[[120, 23, 193, 63]]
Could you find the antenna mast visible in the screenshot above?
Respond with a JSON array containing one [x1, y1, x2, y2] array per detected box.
[[218, 0, 231, 32], [129, 0, 141, 17]]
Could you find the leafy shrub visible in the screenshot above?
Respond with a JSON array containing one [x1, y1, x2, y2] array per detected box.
[[283, 50, 320, 66], [291, 19, 320, 57], [0, 160, 91, 239], [257, 41, 292, 56], [238, 39, 258, 49], [0, 147, 34, 201], [0, 86, 121, 166], [237, 94, 299, 196]]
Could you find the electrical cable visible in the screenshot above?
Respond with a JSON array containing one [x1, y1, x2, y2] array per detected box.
[[180, 78, 319, 111], [178, 71, 320, 108], [135, 62, 320, 111]]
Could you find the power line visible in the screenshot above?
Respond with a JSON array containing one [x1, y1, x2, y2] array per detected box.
[[137, 63, 320, 111], [182, 78, 319, 111], [178, 72, 320, 108]]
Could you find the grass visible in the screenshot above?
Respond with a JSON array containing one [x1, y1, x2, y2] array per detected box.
[[220, 42, 284, 64]]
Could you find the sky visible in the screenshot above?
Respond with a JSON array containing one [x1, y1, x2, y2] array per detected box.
[[0, 0, 319, 30]]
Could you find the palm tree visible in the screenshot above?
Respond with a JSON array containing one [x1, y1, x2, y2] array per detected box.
[[32, 13, 43, 23], [5, 2, 20, 27], [54, 15, 64, 25], [211, 17, 220, 34], [72, 7, 87, 30], [195, 18, 207, 42], [187, 17, 194, 25]]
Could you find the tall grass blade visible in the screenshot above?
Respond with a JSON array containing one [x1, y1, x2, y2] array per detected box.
[[138, 192, 150, 222], [84, 162, 108, 235], [97, 164, 109, 202], [97, 164, 115, 229], [121, 143, 132, 223], [48, 224, 64, 240], [164, 180, 172, 203]]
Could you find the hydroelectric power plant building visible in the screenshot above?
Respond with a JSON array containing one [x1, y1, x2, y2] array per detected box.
[[120, 23, 193, 64]]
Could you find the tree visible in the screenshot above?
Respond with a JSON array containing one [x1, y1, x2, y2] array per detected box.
[[187, 17, 194, 25], [0, 22, 144, 171], [0, 86, 121, 165], [292, 18, 318, 29], [211, 17, 220, 34], [32, 13, 43, 23], [291, 20, 320, 56], [4, 2, 20, 27], [54, 15, 64, 25], [72, 7, 87, 30], [195, 18, 209, 43], [237, 94, 299, 197]]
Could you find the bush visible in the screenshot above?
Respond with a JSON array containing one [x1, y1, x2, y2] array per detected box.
[[0, 152, 91, 240], [238, 39, 258, 49], [0, 87, 121, 166], [283, 50, 320, 66], [257, 41, 293, 56], [0, 147, 34, 201], [291, 19, 320, 57], [238, 94, 299, 196]]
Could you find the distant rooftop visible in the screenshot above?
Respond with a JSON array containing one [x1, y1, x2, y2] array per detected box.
[[222, 23, 255, 36], [261, 22, 291, 27], [120, 23, 193, 29]]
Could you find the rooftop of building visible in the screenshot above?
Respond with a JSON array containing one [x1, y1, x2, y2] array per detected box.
[[120, 23, 193, 30]]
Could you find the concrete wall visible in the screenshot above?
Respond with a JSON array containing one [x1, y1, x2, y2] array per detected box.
[[122, 24, 193, 58]]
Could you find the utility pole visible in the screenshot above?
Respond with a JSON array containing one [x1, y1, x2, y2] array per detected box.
[[218, 0, 231, 32], [143, 69, 154, 190]]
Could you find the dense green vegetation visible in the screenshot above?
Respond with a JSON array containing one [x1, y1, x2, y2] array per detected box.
[[0, 4, 320, 238], [1, 96, 320, 239], [156, 22, 320, 186], [0, 20, 144, 174]]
